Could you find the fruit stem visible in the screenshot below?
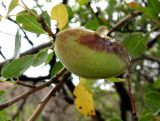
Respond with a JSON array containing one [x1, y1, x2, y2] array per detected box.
[[126, 69, 138, 121]]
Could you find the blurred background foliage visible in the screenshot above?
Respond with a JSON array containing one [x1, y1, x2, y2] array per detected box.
[[0, 0, 160, 121]]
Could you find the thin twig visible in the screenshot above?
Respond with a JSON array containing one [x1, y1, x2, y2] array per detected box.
[[7, 17, 33, 46], [16, 81, 36, 88], [0, 68, 68, 111], [0, 46, 6, 60], [126, 69, 138, 121], [37, 16, 56, 41], [28, 79, 65, 121], [107, 11, 142, 36], [1, 1, 33, 46], [18, 75, 50, 83]]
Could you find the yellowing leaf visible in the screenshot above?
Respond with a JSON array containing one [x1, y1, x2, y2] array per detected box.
[[73, 78, 95, 116], [51, 4, 68, 30]]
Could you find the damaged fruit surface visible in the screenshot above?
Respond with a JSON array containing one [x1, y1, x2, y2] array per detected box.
[[54, 28, 129, 79]]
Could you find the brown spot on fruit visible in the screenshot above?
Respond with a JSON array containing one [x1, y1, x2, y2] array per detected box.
[[79, 33, 129, 63]]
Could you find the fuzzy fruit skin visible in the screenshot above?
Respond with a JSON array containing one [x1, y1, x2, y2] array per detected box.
[[54, 28, 129, 79]]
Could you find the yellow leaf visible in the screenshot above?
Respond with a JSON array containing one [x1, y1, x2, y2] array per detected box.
[[73, 78, 95, 116], [51, 4, 68, 30]]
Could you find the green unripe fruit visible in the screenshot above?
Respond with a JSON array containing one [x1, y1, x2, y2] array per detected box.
[[54, 28, 129, 79]]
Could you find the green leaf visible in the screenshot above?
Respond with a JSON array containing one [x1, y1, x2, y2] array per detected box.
[[85, 17, 100, 31], [153, 79, 160, 89], [122, 33, 148, 59], [0, 90, 5, 96], [0, 62, 9, 77], [139, 112, 154, 121], [45, 51, 54, 65], [1, 55, 35, 78], [147, 0, 160, 16], [138, 7, 158, 20], [76, 0, 89, 6], [107, 77, 125, 82], [131, 4, 158, 20], [7, 0, 19, 14], [16, 10, 45, 34], [14, 30, 21, 58], [32, 49, 48, 67], [144, 91, 160, 112], [66, 6, 73, 21], [0, 111, 11, 121], [51, 61, 63, 77], [40, 11, 51, 27], [110, 118, 123, 121], [15, 114, 20, 121], [0, 91, 10, 121]]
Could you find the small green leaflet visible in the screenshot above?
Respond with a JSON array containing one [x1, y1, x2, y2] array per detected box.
[[144, 91, 160, 112], [45, 51, 54, 65], [0, 111, 11, 121], [153, 79, 160, 89], [0, 90, 10, 121], [51, 61, 63, 77], [129, 2, 159, 20], [7, 0, 19, 15], [107, 77, 125, 82], [147, 0, 160, 16], [85, 17, 100, 31], [14, 29, 21, 58], [32, 49, 48, 67], [110, 118, 123, 121], [76, 0, 89, 6], [1, 55, 35, 78], [66, 6, 73, 21], [40, 11, 51, 27], [139, 112, 154, 121], [122, 33, 148, 59], [0, 90, 5, 96], [16, 10, 45, 34]]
